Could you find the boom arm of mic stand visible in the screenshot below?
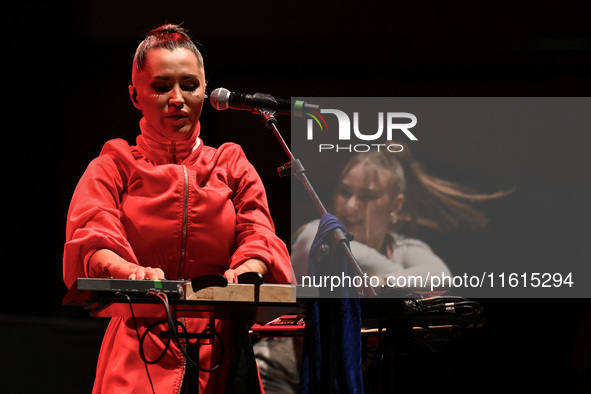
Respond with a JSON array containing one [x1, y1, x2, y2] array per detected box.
[[257, 108, 377, 298]]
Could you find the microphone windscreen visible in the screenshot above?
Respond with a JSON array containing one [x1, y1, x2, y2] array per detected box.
[[210, 87, 231, 110]]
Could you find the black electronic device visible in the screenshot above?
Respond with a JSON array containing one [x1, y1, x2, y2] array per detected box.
[[71, 278, 185, 298]]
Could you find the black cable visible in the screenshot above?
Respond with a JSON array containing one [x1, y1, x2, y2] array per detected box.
[[139, 318, 175, 364], [120, 292, 157, 394], [139, 292, 176, 365], [410, 297, 484, 318], [193, 326, 224, 372], [118, 289, 228, 394], [146, 291, 225, 372]]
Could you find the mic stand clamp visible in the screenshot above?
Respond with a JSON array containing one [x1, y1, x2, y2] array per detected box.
[[278, 159, 304, 178], [257, 107, 277, 129]]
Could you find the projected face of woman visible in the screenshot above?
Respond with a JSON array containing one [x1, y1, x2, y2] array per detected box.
[[129, 47, 206, 139], [334, 161, 404, 251]]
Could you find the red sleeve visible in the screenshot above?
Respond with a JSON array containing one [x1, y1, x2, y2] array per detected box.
[[62, 140, 139, 289], [222, 144, 292, 284]]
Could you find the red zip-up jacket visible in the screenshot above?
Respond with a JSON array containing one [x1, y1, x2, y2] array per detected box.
[[64, 122, 291, 393]]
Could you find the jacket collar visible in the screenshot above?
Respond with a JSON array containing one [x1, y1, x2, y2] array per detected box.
[[136, 118, 202, 165]]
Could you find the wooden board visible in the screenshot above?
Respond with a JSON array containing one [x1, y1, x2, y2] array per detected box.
[[184, 283, 297, 303]]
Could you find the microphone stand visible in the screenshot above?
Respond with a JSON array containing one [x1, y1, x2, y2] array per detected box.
[[257, 107, 377, 298]]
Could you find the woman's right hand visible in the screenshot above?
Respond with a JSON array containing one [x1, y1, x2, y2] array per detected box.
[[89, 249, 165, 280]]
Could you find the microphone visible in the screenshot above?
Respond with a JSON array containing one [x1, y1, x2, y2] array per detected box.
[[209, 87, 319, 116]]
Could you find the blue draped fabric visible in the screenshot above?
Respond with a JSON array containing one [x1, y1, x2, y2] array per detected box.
[[300, 213, 364, 394]]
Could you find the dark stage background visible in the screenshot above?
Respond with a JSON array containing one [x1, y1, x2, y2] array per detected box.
[[3, 1, 591, 393]]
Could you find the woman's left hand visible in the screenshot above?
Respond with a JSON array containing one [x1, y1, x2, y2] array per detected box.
[[224, 259, 268, 283]]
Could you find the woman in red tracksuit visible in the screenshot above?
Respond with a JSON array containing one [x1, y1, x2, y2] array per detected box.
[[63, 24, 291, 393]]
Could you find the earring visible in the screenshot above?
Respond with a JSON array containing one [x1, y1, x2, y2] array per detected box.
[[390, 212, 398, 224]]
